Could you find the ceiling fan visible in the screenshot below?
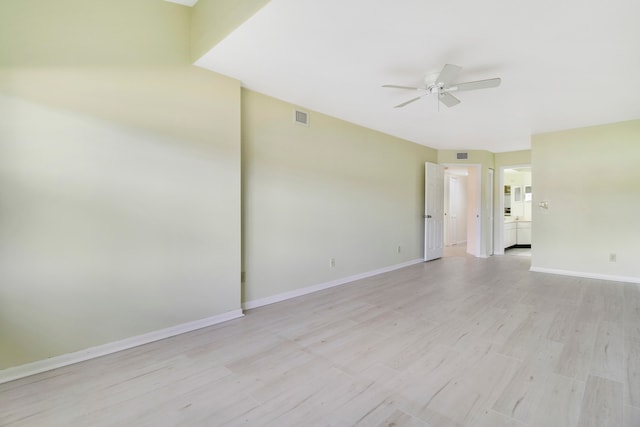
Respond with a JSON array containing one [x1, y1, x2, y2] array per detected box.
[[383, 64, 501, 109]]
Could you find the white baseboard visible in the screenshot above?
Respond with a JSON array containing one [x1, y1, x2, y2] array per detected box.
[[243, 259, 424, 310], [0, 309, 244, 385], [530, 266, 640, 284]]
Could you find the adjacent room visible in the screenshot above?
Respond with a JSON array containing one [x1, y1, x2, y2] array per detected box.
[[1, 0, 639, 425]]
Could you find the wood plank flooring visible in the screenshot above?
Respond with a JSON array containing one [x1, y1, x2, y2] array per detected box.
[[1, 248, 639, 426]]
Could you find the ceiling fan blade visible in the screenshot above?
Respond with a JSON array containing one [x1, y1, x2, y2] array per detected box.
[[382, 84, 422, 91], [451, 78, 501, 92], [439, 92, 461, 108], [435, 64, 461, 86], [394, 95, 426, 108]]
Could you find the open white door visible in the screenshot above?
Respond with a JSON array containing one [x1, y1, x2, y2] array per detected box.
[[487, 168, 494, 256], [424, 162, 444, 261]]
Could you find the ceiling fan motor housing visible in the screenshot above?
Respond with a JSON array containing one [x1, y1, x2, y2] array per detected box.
[[384, 64, 501, 109]]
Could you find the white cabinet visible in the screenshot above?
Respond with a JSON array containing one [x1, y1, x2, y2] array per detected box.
[[516, 221, 531, 245], [504, 221, 531, 248], [504, 222, 517, 248]]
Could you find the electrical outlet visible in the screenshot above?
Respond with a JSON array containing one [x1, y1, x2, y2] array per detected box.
[[329, 257, 336, 268], [397, 245, 402, 254], [609, 253, 616, 262]]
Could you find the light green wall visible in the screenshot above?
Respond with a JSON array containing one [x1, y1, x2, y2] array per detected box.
[[495, 150, 531, 167], [191, 0, 270, 62], [15, 0, 634, 372], [0, 1, 241, 369], [531, 120, 640, 280], [0, 0, 191, 66], [242, 90, 437, 302]]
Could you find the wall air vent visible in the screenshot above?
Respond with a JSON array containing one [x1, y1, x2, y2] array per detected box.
[[294, 109, 310, 127], [456, 152, 469, 160]]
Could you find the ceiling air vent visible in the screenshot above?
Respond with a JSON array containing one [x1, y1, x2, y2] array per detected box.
[[294, 109, 310, 127], [456, 152, 469, 160]]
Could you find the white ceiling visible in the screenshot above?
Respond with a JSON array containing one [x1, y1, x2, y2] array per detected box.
[[196, 0, 640, 152]]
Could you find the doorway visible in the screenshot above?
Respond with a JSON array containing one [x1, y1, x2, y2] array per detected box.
[[497, 165, 532, 256], [444, 169, 468, 247], [443, 164, 482, 257]]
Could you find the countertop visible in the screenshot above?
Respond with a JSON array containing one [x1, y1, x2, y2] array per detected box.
[[504, 218, 532, 224]]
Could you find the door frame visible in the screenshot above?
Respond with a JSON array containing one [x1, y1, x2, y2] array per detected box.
[[444, 170, 467, 247], [496, 164, 531, 254], [442, 163, 482, 258], [488, 168, 494, 256]]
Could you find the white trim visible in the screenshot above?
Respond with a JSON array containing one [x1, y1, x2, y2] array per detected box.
[[243, 259, 424, 310], [530, 267, 640, 284], [164, 0, 198, 6], [0, 309, 243, 385]]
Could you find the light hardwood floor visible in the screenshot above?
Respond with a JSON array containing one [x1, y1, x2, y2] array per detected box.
[[1, 250, 639, 426]]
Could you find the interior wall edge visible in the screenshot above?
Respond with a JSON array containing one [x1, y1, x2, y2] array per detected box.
[[529, 267, 640, 285], [242, 259, 424, 310], [0, 309, 244, 385]]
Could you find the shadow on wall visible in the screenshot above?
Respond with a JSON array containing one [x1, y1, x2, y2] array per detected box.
[[0, 67, 242, 369]]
